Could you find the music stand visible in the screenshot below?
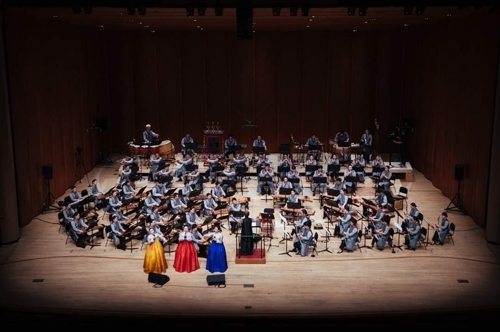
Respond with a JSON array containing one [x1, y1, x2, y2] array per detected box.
[[277, 166, 290, 175], [391, 219, 404, 252], [252, 146, 265, 156], [305, 165, 319, 180], [236, 166, 248, 194], [188, 189, 202, 198], [327, 164, 340, 179], [259, 176, 273, 202], [419, 213, 432, 249], [286, 202, 301, 210], [279, 187, 292, 196], [358, 218, 373, 250], [344, 176, 358, 197], [260, 212, 278, 252], [278, 213, 292, 256], [326, 189, 340, 197], [184, 142, 197, 154], [317, 222, 332, 254]]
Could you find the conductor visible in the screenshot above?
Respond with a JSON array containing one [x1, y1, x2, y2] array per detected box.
[[240, 210, 254, 256]]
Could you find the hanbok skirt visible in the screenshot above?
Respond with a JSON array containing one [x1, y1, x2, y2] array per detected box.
[[206, 242, 228, 273], [173, 240, 200, 273], [143, 240, 167, 274]]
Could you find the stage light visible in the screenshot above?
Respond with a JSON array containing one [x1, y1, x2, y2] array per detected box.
[[358, 6, 367, 16], [273, 3, 281, 16], [186, 2, 195, 16], [214, 3, 223, 16], [416, 6, 425, 15], [347, 6, 357, 16], [404, 6, 413, 15]]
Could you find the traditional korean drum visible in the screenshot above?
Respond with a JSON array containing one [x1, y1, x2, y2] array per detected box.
[[150, 145, 159, 154], [130, 144, 140, 155]]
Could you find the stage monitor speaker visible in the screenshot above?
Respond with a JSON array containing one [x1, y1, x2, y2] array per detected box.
[[95, 118, 107, 131], [454, 164, 465, 181], [42, 164, 53, 180], [148, 272, 170, 287], [206, 274, 226, 287]]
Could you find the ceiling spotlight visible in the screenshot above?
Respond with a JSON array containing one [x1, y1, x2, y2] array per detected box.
[[301, 6, 310, 16], [186, 2, 195, 17], [273, 3, 281, 16], [347, 6, 357, 16], [214, 4, 223, 16], [358, 6, 367, 16], [137, 5, 146, 15], [416, 6, 425, 15], [197, 3, 206, 16], [404, 6, 413, 15]]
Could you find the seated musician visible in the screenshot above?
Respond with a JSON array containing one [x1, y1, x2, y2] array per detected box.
[[334, 130, 350, 144], [432, 212, 450, 245], [148, 153, 162, 182], [378, 165, 392, 191], [234, 153, 247, 167], [222, 165, 237, 192], [330, 177, 343, 191], [229, 197, 241, 214], [122, 179, 139, 206], [374, 188, 389, 210], [305, 155, 317, 182], [403, 202, 420, 231], [207, 154, 221, 184], [343, 165, 358, 196], [275, 176, 293, 195], [361, 129, 373, 162], [257, 164, 274, 195], [287, 189, 300, 204], [253, 135, 267, 152], [90, 178, 105, 207], [149, 206, 166, 226], [333, 188, 349, 211], [372, 217, 390, 250], [338, 218, 358, 254], [120, 154, 135, 167], [109, 215, 126, 247], [336, 210, 354, 237], [174, 153, 193, 182], [185, 206, 202, 230], [181, 133, 195, 157], [137, 191, 158, 220], [306, 134, 322, 161], [405, 216, 422, 250], [155, 164, 172, 186], [211, 182, 226, 202], [179, 182, 192, 205], [224, 133, 238, 159], [290, 209, 309, 253], [328, 154, 340, 180], [143, 124, 159, 143], [202, 193, 218, 217], [151, 181, 167, 206], [184, 165, 202, 190], [351, 154, 366, 183], [294, 220, 313, 257], [371, 155, 384, 178], [118, 165, 132, 187], [62, 202, 75, 226], [256, 153, 271, 168], [70, 212, 89, 245], [286, 166, 302, 194], [112, 206, 129, 225], [311, 165, 327, 196], [278, 155, 292, 178], [169, 193, 187, 215], [68, 186, 85, 213], [228, 211, 241, 235], [368, 204, 385, 235], [191, 224, 204, 252], [106, 190, 123, 213]]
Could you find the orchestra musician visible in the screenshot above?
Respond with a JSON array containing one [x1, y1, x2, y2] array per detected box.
[[372, 217, 390, 250], [169, 193, 187, 215], [311, 165, 327, 196], [327, 154, 340, 180], [184, 165, 201, 190], [275, 176, 293, 195], [68, 185, 85, 212], [148, 153, 162, 182], [211, 182, 226, 202], [294, 220, 313, 257], [202, 193, 218, 217], [224, 133, 238, 159], [70, 212, 89, 246], [120, 154, 135, 167], [180, 181, 193, 204], [361, 129, 373, 162], [234, 153, 247, 167], [351, 154, 366, 183], [122, 179, 139, 207], [305, 155, 317, 182], [368, 204, 385, 236], [278, 155, 292, 178], [191, 224, 204, 253], [338, 218, 358, 254], [118, 165, 132, 187], [174, 153, 193, 182], [89, 178, 105, 207], [432, 212, 450, 245], [143, 124, 159, 144], [222, 165, 237, 192], [155, 164, 172, 186], [287, 189, 300, 204], [181, 133, 195, 157], [228, 211, 241, 235], [62, 202, 75, 226], [334, 188, 349, 211], [378, 165, 392, 191], [330, 177, 343, 191], [336, 210, 354, 237], [151, 181, 168, 209], [228, 197, 241, 214], [405, 215, 422, 250], [343, 164, 358, 196], [109, 215, 126, 247], [256, 153, 271, 168], [290, 209, 309, 253], [392, 128, 408, 168], [239, 210, 254, 256], [149, 206, 167, 226], [206, 154, 221, 184], [403, 202, 420, 231], [140, 191, 159, 218], [306, 134, 322, 161], [106, 190, 123, 214], [253, 135, 267, 151], [185, 206, 202, 230], [257, 164, 274, 195], [286, 166, 302, 194], [335, 130, 350, 144], [371, 155, 384, 178], [112, 205, 128, 225]]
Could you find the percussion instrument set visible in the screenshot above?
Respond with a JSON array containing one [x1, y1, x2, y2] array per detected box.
[[128, 140, 175, 161]]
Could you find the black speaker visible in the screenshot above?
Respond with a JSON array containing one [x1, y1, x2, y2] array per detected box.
[[207, 274, 226, 287], [454, 164, 465, 181], [42, 164, 53, 180], [95, 118, 107, 131], [148, 272, 170, 286]]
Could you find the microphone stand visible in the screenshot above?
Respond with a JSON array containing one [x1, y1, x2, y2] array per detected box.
[[356, 212, 372, 249], [421, 216, 434, 249], [278, 226, 292, 257], [392, 209, 405, 252]]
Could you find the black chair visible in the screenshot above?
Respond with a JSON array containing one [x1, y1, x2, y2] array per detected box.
[[309, 232, 319, 257], [446, 223, 455, 245], [104, 225, 117, 249], [58, 211, 65, 233], [393, 187, 408, 210]]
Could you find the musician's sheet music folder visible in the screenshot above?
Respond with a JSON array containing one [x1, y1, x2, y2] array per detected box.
[[327, 189, 340, 197], [286, 202, 301, 209], [362, 198, 376, 206], [260, 213, 274, 220]]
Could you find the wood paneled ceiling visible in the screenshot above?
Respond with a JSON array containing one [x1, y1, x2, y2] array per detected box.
[[8, 5, 495, 32]]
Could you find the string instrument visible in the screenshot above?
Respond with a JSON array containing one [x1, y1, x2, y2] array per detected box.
[[280, 207, 316, 217], [272, 194, 313, 203]]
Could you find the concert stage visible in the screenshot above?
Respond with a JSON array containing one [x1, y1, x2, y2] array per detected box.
[[235, 249, 266, 264]]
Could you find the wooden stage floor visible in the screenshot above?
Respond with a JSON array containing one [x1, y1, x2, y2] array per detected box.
[[1, 153, 499, 327]]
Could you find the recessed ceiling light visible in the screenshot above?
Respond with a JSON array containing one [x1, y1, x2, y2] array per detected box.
[[144, 25, 149, 28], [200, 28, 204, 30], [364, 21, 368, 23], [120, 12, 123, 15], [139, 22, 143, 24], [353, 29, 357, 32], [312, 16, 316, 18], [424, 17, 429, 20], [194, 19, 197, 22], [129, 19, 134, 22], [151, 31, 155, 33], [53, 15, 58, 18], [404, 23, 409, 26], [197, 25, 200, 28], [447, 13, 452, 17], [309, 19, 312, 21], [98, 25, 104, 28], [306, 25, 310, 28]]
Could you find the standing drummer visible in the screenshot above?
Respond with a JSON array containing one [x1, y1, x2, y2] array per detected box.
[[143, 124, 159, 144]]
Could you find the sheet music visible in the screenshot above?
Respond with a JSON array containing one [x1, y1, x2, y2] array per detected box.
[[392, 220, 403, 232]]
